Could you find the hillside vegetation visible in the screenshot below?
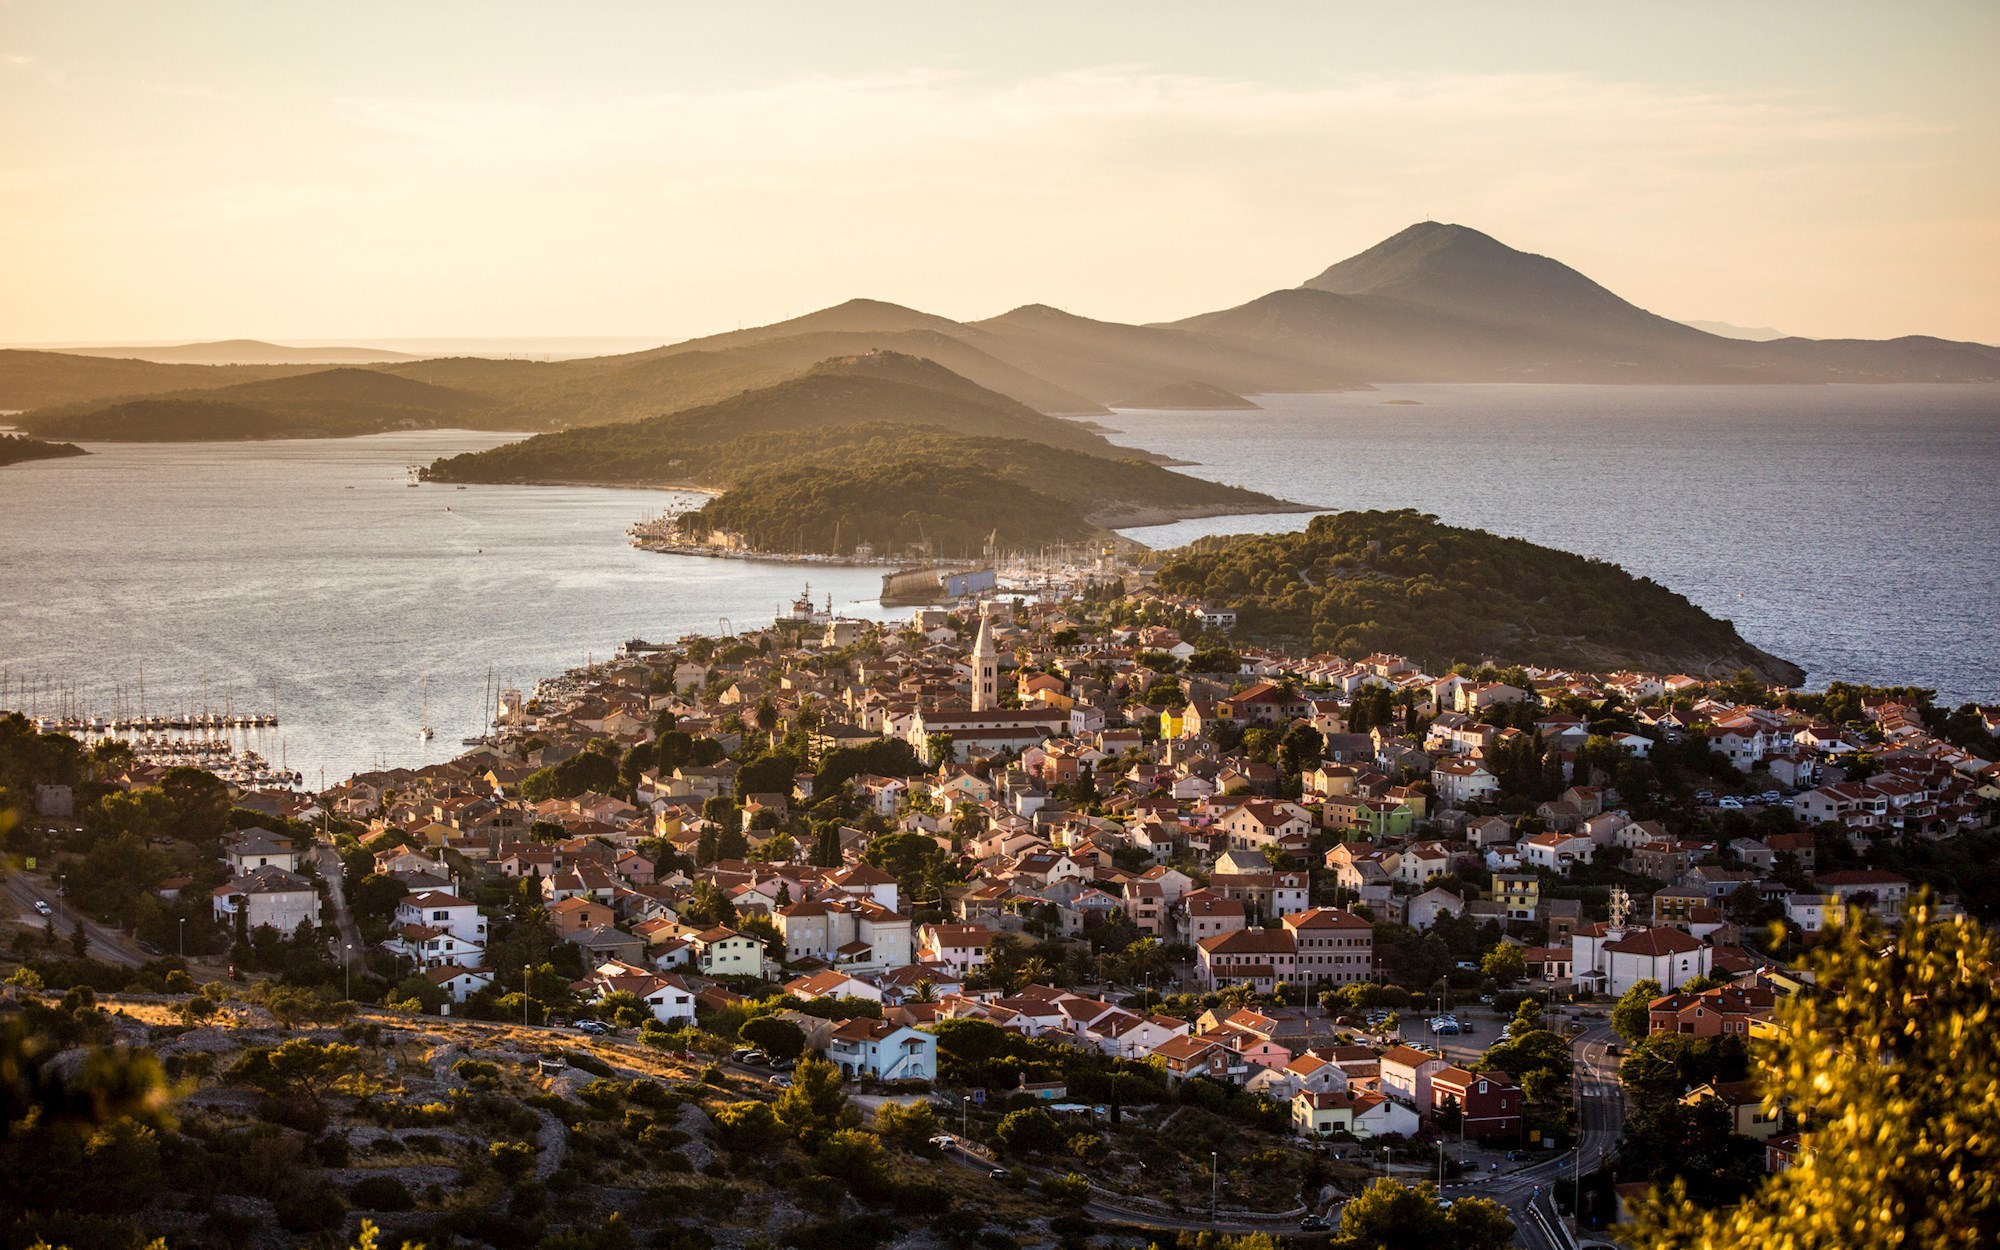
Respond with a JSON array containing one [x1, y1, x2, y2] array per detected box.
[[1156, 509, 1805, 683]]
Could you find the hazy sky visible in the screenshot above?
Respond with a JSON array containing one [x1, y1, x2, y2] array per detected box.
[[3, 2, 1996, 345]]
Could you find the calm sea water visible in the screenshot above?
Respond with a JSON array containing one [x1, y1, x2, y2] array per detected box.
[[0, 432, 894, 783], [4, 384, 1994, 786], [1113, 383, 2000, 706]]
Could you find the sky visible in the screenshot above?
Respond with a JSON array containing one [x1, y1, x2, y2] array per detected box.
[[3, 2, 1996, 346]]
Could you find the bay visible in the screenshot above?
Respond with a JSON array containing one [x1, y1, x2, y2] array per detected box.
[[0, 432, 894, 783], [1113, 383, 2000, 705]]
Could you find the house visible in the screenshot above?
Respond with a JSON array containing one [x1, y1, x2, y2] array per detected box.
[[1430, 1068, 1522, 1139], [1379, 1045, 1449, 1114], [1520, 831, 1595, 875], [826, 1019, 936, 1082], [1492, 873, 1540, 921], [211, 866, 322, 933], [220, 829, 302, 877], [424, 965, 495, 1004], [1647, 984, 1776, 1037], [395, 891, 489, 947], [1811, 869, 1912, 922], [1576, 926, 1713, 996], [1196, 928, 1297, 992], [783, 969, 884, 1004], [1430, 761, 1500, 808], [1282, 908, 1374, 986], [549, 896, 616, 937], [1682, 1081, 1782, 1141], [917, 923, 997, 974], [688, 926, 765, 979], [1406, 887, 1465, 932]]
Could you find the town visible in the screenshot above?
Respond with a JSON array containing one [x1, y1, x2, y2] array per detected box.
[[3, 584, 1996, 1250]]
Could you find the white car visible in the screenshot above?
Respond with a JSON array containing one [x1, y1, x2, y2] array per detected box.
[[33, 900, 53, 916], [1717, 797, 1745, 810]]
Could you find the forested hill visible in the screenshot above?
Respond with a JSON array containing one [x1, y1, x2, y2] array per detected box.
[[1156, 509, 1805, 684]]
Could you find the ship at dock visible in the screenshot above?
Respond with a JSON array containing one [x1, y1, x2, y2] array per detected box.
[[879, 565, 998, 606]]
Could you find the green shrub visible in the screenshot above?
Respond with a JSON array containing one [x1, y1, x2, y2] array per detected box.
[[349, 1175, 416, 1211]]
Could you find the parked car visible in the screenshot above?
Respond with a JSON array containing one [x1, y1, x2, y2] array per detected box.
[[1717, 796, 1744, 810], [731, 1048, 757, 1062], [1762, 790, 1783, 802], [988, 1168, 1008, 1181], [770, 1074, 793, 1088], [1695, 790, 1713, 802], [33, 900, 53, 916], [1299, 1217, 1330, 1232], [575, 1020, 610, 1036], [929, 1135, 956, 1150], [743, 1050, 768, 1065]]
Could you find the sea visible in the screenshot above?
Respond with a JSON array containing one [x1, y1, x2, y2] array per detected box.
[[1114, 383, 2000, 709], [2, 382, 1995, 785]]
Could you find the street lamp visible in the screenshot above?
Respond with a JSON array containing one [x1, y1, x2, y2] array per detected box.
[[1210, 1150, 1218, 1223], [524, 963, 533, 1027], [1382, 1145, 1391, 1181], [343, 943, 353, 1001], [1437, 1139, 1445, 1190], [961, 1095, 969, 1139], [178, 917, 186, 960]]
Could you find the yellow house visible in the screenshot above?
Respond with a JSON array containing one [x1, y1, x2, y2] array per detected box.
[[1492, 872, 1540, 921], [1161, 708, 1188, 738], [1030, 688, 1076, 712]]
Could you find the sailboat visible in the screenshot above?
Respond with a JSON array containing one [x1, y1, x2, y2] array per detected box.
[[418, 674, 435, 741]]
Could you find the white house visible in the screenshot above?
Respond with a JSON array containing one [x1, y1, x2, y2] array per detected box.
[[211, 866, 321, 934], [827, 1019, 936, 1082], [395, 891, 489, 947], [1520, 831, 1595, 875]]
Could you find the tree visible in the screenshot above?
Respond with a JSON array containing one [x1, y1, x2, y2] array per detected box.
[[740, 1015, 807, 1062], [1631, 896, 2000, 1249], [872, 1100, 942, 1153], [993, 1106, 1067, 1155], [711, 1099, 784, 1153], [489, 1140, 536, 1184], [1480, 943, 1526, 986], [774, 1055, 856, 1149], [1331, 1178, 1512, 1250], [1613, 978, 1663, 1044], [69, 918, 88, 958], [226, 1039, 359, 1114]]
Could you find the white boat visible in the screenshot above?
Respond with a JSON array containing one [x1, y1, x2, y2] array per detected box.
[[419, 674, 435, 741]]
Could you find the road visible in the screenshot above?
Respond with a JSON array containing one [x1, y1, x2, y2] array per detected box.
[[313, 840, 363, 976], [0, 869, 151, 967], [1477, 1018, 1625, 1249]]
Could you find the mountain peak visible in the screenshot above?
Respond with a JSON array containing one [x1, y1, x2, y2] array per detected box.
[[1300, 221, 1646, 327]]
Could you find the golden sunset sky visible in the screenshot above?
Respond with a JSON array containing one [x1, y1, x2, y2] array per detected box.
[[3, 1, 1995, 345]]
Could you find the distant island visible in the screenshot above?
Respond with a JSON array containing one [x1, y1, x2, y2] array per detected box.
[[426, 352, 1305, 556], [18, 368, 499, 441], [1158, 508, 1805, 684], [0, 432, 86, 467], [6, 221, 1993, 438], [46, 338, 418, 365], [1114, 380, 1259, 410]]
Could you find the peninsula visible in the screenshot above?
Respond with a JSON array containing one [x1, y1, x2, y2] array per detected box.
[[1157, 508, 1807, 685], [0, 432, 87, 466], [425, 352, 1305, 556]]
